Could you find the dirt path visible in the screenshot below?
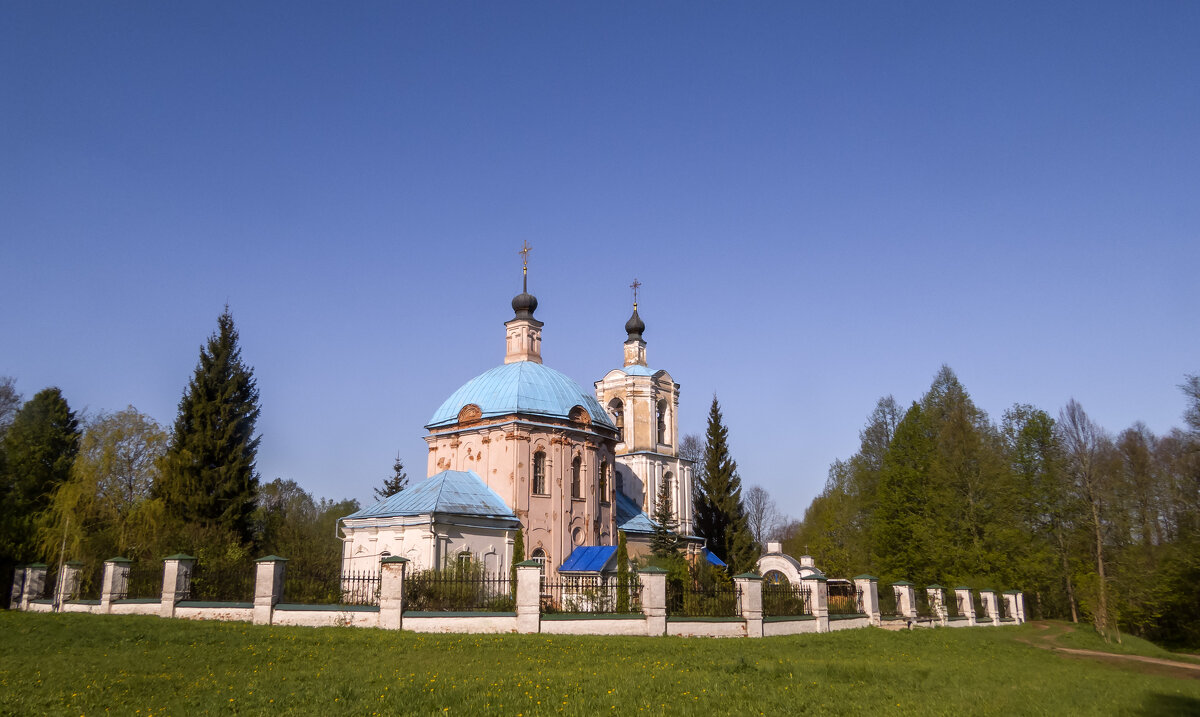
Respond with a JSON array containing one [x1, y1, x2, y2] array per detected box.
[[1022, 621, 1200, 681]]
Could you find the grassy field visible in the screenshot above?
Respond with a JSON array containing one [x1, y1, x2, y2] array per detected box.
[[1, 612, 1198, 716]]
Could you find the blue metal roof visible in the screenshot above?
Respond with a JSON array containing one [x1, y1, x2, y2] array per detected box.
[[344, 470, 517, 522], [426, 361, 616, 430], [615, 491, 656, 534], [704, 549, 727, 567], [619, 365, 657, 377], [559, 545, 617, 573]]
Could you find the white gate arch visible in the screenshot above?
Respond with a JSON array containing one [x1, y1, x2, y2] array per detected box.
[[756, 542, 820, 585]]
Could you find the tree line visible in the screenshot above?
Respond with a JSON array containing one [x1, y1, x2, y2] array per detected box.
[[783, 365, 1200, 647], [0, 310, 367, 606]]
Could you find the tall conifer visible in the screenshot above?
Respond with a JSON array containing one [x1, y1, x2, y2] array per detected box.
[[157, 309, 261, 545], [650, 477, 680, 557], [693, 396, 758, 572], [1, 388, 80, 567]]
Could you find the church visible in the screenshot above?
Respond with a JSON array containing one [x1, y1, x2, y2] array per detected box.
[[338, 255, 702, 580]]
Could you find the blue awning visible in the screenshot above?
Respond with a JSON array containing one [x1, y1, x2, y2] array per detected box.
[[559, 545, 617, 573], [704, 549, 726, 567]]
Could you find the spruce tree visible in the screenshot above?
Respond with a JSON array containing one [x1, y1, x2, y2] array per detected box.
[[157, 309, 261, 546], [615, 530, 631, 612], [693, 396, 758, 573], [374, 454, 409, 500], [650, 476, 680, 557]]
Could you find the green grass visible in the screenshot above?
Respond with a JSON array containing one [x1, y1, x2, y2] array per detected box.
[[1, 613, 1198, 715], [1051, 623, 1200, 665]]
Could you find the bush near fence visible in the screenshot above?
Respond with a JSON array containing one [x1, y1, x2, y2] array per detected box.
[[405, 563, 513, 613], [667, 583, 740, 617], [762, 582, 809, 617], [542, 575, 641, 614]]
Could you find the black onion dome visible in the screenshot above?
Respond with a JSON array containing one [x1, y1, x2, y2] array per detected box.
[[625, 306, 645, 340], [512, 290, 538, 319]]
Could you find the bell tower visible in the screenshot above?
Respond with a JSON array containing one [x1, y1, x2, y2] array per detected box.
[[594, 281, 694, 535]]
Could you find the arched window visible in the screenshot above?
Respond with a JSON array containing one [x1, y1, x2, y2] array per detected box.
[[570, 456, 582, 499], [657, 399, 668, 444], [531, 548, 547, 590], [598, 461, 609, 504], [533, 451, 547, 495], [608, 398, 624, 441], [764, 570, 789, 586], [662, 471, 674, 514], [457, 551, 472, 569]]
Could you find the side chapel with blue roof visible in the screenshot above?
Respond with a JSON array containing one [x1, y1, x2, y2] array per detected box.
[[340, 256, 705, 579]]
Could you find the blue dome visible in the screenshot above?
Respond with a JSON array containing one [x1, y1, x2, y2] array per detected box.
[[426, 361, 617, 430]]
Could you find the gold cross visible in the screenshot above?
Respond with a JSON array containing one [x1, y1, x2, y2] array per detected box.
[[519, 241, 532, 269], [630, 278, 641, 307]]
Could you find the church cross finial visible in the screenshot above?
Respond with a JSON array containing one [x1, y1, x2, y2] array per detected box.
[[630, 278, 641, 308], [519, 241, 532, 292]]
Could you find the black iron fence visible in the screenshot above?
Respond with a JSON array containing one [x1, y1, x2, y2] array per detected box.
[[667, 582, 741, 618], [40, 568, 58, 600], [972, 592, 988, 619], [405, 568, 512, 612], [117, 562, 163, 600], [762, 581, 810, 617], [945, 591, 963, 618], [915, 589, 935, 618], [186, 560, 256, 602], [998, 596, 1010, 620], [76, 563, 103, 601], [827, 582, 865, 615], [541, 575, 641, 614], [283, 564, 381, 606], [878, 585, 900, 617]]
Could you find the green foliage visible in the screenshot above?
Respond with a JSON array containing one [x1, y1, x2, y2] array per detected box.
[[254, 478, 358, 603], [693, 396, 758, 574], [156, 309, 261, 545], [374, 454, 409, 500], [510, 525, 525, 597], [1, 387, 80, 571], [791, 365, 1200, 647], [615, 531, 630, 613], [649, 473, 680, 558], [405, 560, 514, 612], [37, 407, 168, 565]]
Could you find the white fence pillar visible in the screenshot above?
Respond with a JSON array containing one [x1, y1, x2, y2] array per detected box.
[[734, 573, 763, 638], [22, 564, 47, 611], [1015, 592, 1027, 623], [253, 556, 287, 625], [893, 581, 917, 621], [515, 561, 542, 634], [160, 554, 195, 619], [56, 561, 84, 609], [639, 567, 667, 637], [378, 556, 407, 630], [1002, 591, 1020, 623], [10, 567, 26, 610], [801, 573, 829, 632], [927, 585, 947, 625], [955, 587, 975, 626], [980, 589, 999, 626], [100, 558, 131, 614], [854, 575, 880, 626]]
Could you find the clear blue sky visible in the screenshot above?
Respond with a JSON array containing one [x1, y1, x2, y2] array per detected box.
[[3, 3, 1197, 518]]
